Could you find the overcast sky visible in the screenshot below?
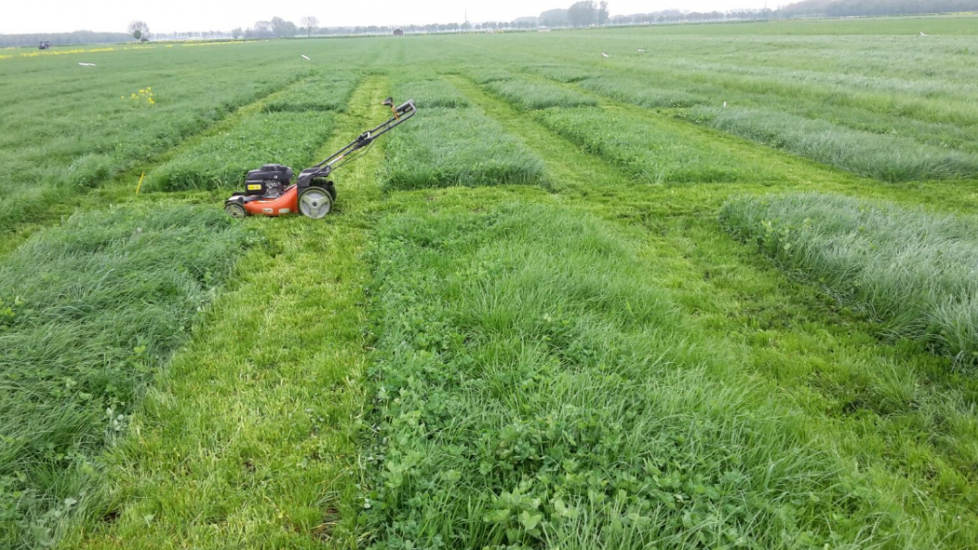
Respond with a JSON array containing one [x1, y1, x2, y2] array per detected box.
[[1, 1, 783, 35]]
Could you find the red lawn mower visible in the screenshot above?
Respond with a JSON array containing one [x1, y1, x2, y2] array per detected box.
[[224, 97, 416, 219]]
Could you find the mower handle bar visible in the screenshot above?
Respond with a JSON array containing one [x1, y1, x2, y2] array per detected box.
[[310, 98, 416, 174]]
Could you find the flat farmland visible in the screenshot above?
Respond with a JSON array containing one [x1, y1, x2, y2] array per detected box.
[[2, 15, 978, 550]]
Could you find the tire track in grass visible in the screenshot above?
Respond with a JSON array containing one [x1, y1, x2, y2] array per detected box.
[[453, 75, 978, 544], [61, 76, 391, 550]]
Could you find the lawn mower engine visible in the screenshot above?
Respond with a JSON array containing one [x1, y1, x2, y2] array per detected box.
[[225, 163, 335, 219], [224, 97, 416, 220]]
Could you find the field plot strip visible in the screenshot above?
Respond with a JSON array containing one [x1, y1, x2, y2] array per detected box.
[[451, 34, 978, 182], [381, 76, 545, 190], [450, 74, 978, 546], [0, 205, 251, 549], [358, 199, 955, 548], [61, 77, 391, 550], [0, 71, 308, 257]]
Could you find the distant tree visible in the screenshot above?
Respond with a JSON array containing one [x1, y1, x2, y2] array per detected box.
[[231, 27, 243, 39], [539, 8, 570, 26], [598, 1, 610, 25], [270, 16, 298, 37], [300, 16, 319, 37], [248, 20, 273, 38], [568, 1, 598, 27], [127, 21, 149, 41]]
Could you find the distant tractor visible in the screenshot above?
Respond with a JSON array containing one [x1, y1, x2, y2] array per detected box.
[[39, 41, 51, 50]]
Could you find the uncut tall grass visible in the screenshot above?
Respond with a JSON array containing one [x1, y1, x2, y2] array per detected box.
[[382, 107, 545, 190], [0, 205, 252, 547], [146, 111, 335, 191], [721, 192, 978, 363], [360, 203, 928, 549], [688, 107, 978, 182], [485, 77, 598, 110]]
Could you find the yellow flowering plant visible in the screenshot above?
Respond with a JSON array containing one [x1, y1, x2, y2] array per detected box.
[[122, 86, 155, 106]]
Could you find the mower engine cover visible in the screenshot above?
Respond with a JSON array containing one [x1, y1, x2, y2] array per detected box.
[[244, 164, 294, 197]]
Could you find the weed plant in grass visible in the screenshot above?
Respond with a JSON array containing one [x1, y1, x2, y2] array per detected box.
[[382, 107, 544, 190], [0, 205, 252, 548], [537, 107, 782, 184], [485, 77, 598, 110], [147, 111, 335, 191], [689, 107, 978, 182], [578, 75, 706, 108], [361, 203, 931, 549], [721, 192, 978, 364], [262, 75, 359, 112]]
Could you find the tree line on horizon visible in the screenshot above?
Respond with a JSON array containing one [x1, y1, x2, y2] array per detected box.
[[1, 0, 974, 48]]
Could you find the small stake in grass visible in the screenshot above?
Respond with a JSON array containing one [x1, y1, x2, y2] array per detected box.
[[135, 172, 145, 194], [301, 54, 310, 60]]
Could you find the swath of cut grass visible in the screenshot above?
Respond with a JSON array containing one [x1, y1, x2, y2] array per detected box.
[[721, 192, 978, 364], [537, 107, 782, 184], [382, 107, 544, 190], [392, 77, 470, 108], [0, 204, 253, 548], [688, 107, 978, 182], [484, 77, 598, 109], [262, 74, 359, 113], [579, 75, 706, 108], [146, 111, 335, 191], [360, 202, 924, 549]]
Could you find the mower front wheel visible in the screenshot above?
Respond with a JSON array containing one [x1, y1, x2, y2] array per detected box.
[[224, 202, 247, 218], [298, 186, 333, 219]]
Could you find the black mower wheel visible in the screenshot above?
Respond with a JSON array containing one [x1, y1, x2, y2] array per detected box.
[[298, 186, 333, 219], [326, 181, 337, 201], [225, 202, 247, 218]]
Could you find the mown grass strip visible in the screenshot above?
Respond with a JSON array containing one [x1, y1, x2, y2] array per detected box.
[[0, 205, 253, 549], [146, 111, 335, 191], [358, 202, 930, 549], [382, 106, 545, 190], [688, 107, 978, 182], [536, 107, 785, 184], [61, 76, 391, 550], [721, 192, 978, 364]]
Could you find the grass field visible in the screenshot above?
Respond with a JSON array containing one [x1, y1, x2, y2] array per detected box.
[[2, 13, 978, 550]]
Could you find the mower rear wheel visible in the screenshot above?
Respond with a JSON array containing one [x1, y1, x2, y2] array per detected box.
[[298, 187, 332, 219], [224, 202, 247, 218]]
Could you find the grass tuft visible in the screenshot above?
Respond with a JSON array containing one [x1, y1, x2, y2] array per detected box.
[[537, 107, 783, 184], [262, 75, 359, 113], [382, 107, 545, 190], [688, 107, 978, 181], [360, 203, 921, 549], [0, 204, 253, 548], [485, 77, 598, 110], [721, 192, 978, 363], [580, 75, 706, 108], [392, 78, 470, 108], [147, 111, 335, 191]]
